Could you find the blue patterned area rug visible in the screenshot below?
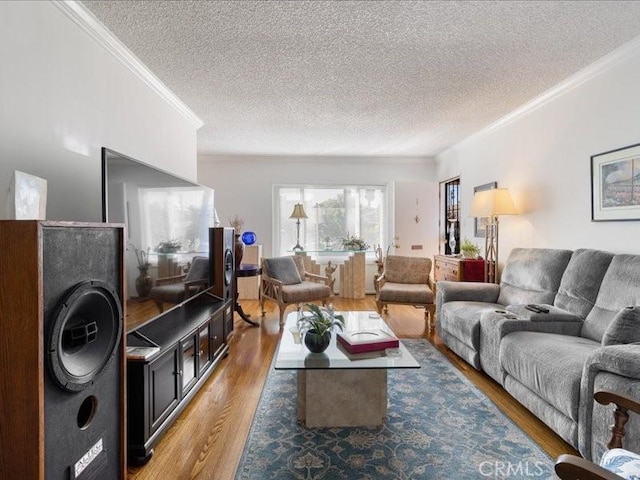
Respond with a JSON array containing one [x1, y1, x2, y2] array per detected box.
[[235, 340, 554, 479]]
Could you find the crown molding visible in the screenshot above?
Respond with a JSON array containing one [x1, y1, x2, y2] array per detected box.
[[51, 0, 204, 129], [441, 33, 640, 156]]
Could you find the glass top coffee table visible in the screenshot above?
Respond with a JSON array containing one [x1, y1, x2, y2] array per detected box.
[[275, 310, 420, 427]]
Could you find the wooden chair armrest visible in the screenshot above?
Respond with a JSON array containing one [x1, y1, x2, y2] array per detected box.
[[261, 275, 284, 288], [155, 274, 186, 286], [596, 389, 640, 416], [304, 272, 329, 284], [555, 454, 623, 480], [375, 273, 386, 291]]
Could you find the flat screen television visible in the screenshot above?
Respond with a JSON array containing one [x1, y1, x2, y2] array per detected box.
[[101, 147, 215, 329]]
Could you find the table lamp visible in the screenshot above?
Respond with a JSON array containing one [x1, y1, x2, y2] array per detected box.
[[289, 203, 308, 251], [469, 188, 517, 283]]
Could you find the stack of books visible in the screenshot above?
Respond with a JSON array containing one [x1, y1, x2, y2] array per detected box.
[[336, 329, 399, 354]]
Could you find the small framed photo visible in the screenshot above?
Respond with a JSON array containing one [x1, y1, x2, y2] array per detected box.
[[591, 143, 640, 221], [5, 170, 47, 220], [474, 181, 497, 237]]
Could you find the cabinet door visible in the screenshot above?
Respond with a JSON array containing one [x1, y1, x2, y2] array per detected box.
[[223, 300, 233, 342], [181, 334, 198, 395], [149, 346, 180, 435], [198, 323, 212, 375], [211, 310, 225, 357]]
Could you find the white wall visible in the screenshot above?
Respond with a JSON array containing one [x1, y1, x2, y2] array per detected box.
[[436, 38, 640, 264], [198, 155, 437, 258], [0, 2, 198, 221]]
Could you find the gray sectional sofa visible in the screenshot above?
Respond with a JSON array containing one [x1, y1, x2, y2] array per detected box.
[[436, 248, 640, 462]]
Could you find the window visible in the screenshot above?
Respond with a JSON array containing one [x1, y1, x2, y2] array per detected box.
[[274, 185, 388, 256], [139, 186, 214, 257]]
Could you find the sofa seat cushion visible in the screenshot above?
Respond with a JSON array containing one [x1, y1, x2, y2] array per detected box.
[[600, 448, 640, 480], [500, 332, 600, 421], [378, 282, 433, 304], [440, 301, 503, 349], [281, 281, 331, 303]]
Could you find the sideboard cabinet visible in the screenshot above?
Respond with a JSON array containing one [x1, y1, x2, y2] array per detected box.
[[433, 255, 485, 283], [126, 291, 232, 464]]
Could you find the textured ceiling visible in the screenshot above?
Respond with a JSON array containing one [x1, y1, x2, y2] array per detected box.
[[82, 1, 640, 158]]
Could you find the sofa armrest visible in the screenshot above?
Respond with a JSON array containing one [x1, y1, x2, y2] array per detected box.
[[437, 281, 501, 303], [579, 343, 640, 460]]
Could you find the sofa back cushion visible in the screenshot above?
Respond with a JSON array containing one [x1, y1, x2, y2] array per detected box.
[[582, 254, 640, 342], [384, 255, 431, 284], [497, 248, 572, 306], [554, 249, 614, 319]]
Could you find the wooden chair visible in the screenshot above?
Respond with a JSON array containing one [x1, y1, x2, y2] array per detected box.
[[375, 255, 435, 334], [555, 390, 640, 480], [260, 255, 332, 326], [149, 256, 210, 312]]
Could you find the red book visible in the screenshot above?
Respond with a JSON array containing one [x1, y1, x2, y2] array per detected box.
[[336, 329, 399, 354]]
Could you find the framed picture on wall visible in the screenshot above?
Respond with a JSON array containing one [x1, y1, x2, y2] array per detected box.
[[591, 143, 640, 221], [473, 181, 497, 237]]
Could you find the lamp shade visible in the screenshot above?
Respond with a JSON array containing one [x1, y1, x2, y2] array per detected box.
[[469, 188, 517, 217], [289, 203, 308, 219]]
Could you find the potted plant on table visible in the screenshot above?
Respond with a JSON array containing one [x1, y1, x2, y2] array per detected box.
[[460, 238, 481, 259], [299, 303, 345, 353], [341, 233, 369, 251], [157, 239, 182, 254]]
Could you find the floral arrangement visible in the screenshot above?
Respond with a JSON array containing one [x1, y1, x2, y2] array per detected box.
[[129, 244, 150, 268], [228, 214, 245, 233], [341, 233, 369, 251], [157, 239, 182, 253]]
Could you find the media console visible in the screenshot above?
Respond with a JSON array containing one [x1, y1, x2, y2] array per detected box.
[[125, 290, 233, 464]]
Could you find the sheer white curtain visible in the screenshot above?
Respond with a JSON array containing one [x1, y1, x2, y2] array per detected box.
[[273, 184, 387, 257]]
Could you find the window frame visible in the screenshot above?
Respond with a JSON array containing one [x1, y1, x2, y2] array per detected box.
[[272, 183, 392, 259]]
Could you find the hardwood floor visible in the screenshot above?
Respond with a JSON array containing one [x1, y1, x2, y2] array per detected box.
[[126, 296, 578, 479]]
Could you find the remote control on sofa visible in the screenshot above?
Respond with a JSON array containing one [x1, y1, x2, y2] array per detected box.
[[525, 304, 549, 313]]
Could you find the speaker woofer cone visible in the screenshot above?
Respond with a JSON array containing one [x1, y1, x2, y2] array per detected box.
[[48, 280, 122, 392], [224, 249, 233, 286]]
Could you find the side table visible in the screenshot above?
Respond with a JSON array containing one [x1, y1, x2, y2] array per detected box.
[[235, 263, 262, 326]]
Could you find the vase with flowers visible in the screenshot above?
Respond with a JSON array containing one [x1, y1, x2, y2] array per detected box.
[[131, 244, 153, 298], [229, 215, 245, 268], [341, 233, 369, 251]]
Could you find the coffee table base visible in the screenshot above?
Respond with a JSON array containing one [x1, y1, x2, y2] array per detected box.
[[297, 369, 387, 427]]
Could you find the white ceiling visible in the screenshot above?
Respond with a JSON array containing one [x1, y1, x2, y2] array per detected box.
[[82, 1, 640, 158]]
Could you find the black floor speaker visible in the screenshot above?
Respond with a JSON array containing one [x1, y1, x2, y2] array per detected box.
[[210, 227, 235, 301], [0, 221, 125, 480]]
